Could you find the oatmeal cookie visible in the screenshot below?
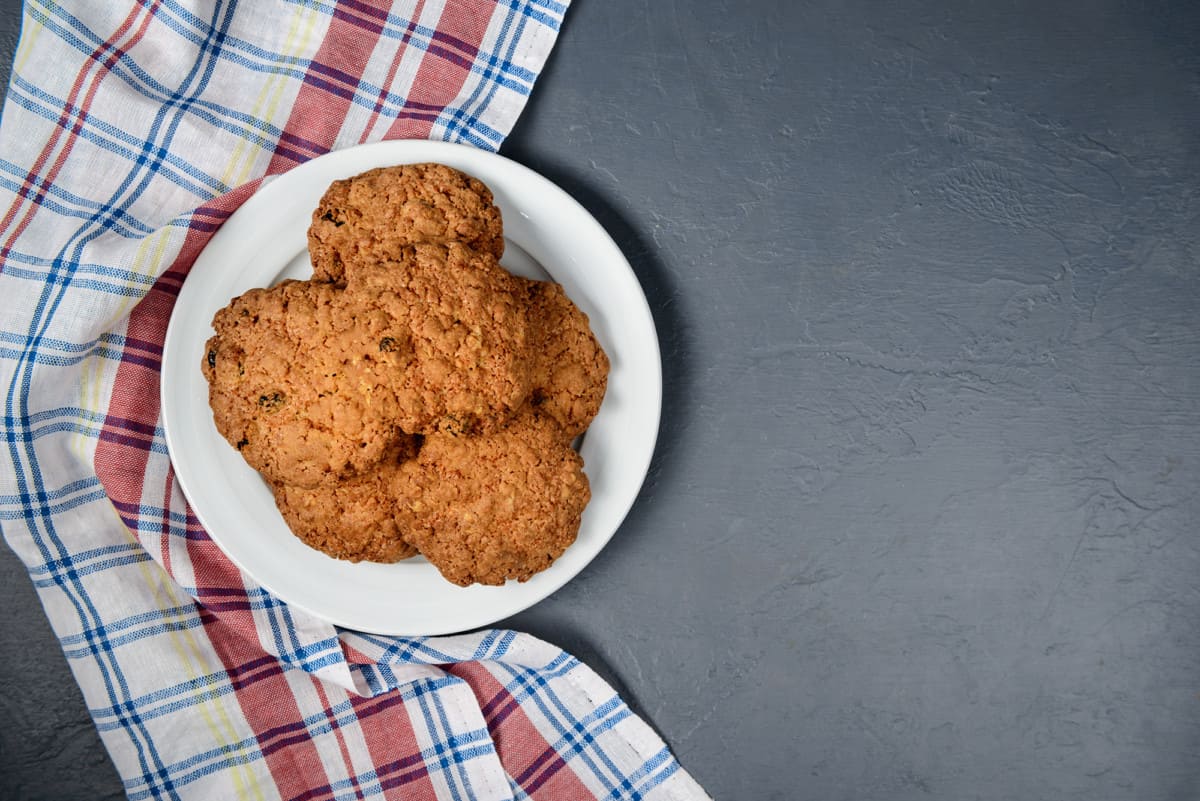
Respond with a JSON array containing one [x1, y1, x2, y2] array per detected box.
[[520, 278, 610, 438], [398, 410, 589, 586], [308, 163, 504, 284], [343, 241, 532, 435], [203, 280, 410, 488], [270, 438, 422, 562]]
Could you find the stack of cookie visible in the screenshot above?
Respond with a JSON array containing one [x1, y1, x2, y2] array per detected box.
[[202, 164, 609, 586]]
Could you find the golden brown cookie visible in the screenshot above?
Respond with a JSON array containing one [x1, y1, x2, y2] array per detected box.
[[343, 241, 532, 436], [308, 163, 504, 284], [203, 280, 410, 488], [398, 411, 590, 586], [270, 438, 422, 562], [520, 279, 610, 438], [204, 163, 611, 578]]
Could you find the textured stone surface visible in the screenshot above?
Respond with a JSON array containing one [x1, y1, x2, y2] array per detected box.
[[3, 1, 1200, 799]]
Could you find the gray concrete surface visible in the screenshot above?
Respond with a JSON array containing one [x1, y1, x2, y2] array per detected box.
[[3, 1, 1200, 799]]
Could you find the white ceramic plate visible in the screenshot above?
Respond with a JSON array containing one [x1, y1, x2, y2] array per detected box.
[[161, 141, 661, 636]]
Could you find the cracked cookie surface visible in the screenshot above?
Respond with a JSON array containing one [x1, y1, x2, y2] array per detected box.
[[397, 410, 590, 586], [270, 437, 422, 562], [343, 241, 532, 436], [519, 278, 610, 438], [308, 163, 504, 284], [203, 280, 409, 488]]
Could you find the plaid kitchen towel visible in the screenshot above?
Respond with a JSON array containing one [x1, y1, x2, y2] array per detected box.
[[0, 2, 710, 799]]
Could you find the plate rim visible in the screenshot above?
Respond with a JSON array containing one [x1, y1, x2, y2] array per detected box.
[[160, 140, 662, 635]]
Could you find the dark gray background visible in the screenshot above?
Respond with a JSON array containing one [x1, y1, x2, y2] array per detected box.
[[3, 1, 1199, 799]]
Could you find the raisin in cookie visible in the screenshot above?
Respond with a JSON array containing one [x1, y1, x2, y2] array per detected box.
[[308, 163, 504, 284], [203, 280, 409, 488], [270, 438, 422, 562], [397, 410, 589, 586], [519, 278, 610, 439], [343, 241, 532, 436]]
